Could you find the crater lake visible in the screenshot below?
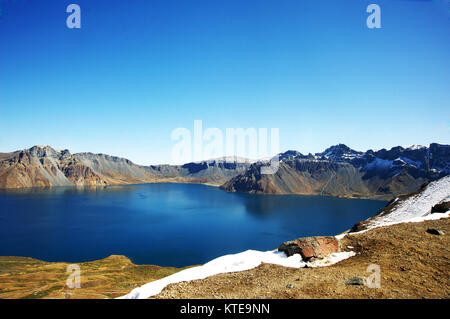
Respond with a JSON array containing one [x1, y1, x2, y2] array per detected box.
[[0, 183, 386, 267]]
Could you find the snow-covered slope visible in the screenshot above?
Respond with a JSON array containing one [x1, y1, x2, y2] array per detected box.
[[341, 175, 450, 236]]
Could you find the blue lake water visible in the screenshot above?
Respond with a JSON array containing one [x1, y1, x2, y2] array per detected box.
[[0, 183, 386, 267]]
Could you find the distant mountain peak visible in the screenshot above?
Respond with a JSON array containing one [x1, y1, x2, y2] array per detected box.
[[28, 145, 58, 158], [315, 144, 361, 160], [279, 150, 303, 160], [29, 145, 54, 151], [403, 144, 426, 151], [323, 143, 353, 153]]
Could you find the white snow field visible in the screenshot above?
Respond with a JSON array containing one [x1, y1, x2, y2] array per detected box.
[[119, 175, 449, 299]]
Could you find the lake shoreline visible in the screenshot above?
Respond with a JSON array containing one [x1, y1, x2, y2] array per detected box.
[[0, 180, 394, 201]]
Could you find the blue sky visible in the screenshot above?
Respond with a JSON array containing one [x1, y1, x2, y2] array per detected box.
[[0, 0, 449, 164]]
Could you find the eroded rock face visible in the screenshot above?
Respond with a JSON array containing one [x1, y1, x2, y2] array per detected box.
[[278, 236, 339, 261]]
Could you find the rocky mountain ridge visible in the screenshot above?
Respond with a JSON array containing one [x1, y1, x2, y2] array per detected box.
[[0, 145, 250, 189], [221, 143, 449, 200], [0, 143, 448, 200]]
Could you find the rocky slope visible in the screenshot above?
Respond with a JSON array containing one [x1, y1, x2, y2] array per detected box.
[[0, 146, 106, 188], [222, 143, 450, 200], [0, 146, 250, 189]]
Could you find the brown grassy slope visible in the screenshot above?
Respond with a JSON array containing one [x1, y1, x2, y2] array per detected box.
[[155, 217, 450, 299], [0, 255, 187, 299]]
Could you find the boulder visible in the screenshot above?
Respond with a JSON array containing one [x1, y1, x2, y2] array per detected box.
[[426, 228, 444, 236], [344, 277, 366, 286], [350, 220, 370, 233], [431, 201, 450, 214], [286, 284, 295, 289], [278, 236, 339, 260]]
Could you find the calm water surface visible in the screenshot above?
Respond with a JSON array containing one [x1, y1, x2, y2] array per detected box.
[[0, 183, 386, 267]]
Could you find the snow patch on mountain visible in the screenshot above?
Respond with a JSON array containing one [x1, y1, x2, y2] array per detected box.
[[307, 251, 356, 267], [336, 175, 450, 239], [404, 144, 426, 151], [367, 175, 450, 229], [398, 157, 422, 168]]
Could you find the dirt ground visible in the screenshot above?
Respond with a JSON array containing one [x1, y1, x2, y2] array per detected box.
[[155, 218, 450, 299], [0, 218, 448, 299]]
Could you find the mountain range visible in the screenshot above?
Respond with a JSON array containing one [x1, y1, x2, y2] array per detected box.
[[222, 143, 450, 200], [0, 143, 448, 200], [0, 146, 250, 189]]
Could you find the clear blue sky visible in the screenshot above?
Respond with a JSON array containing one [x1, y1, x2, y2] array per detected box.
[[0, 0, 449, 164]]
